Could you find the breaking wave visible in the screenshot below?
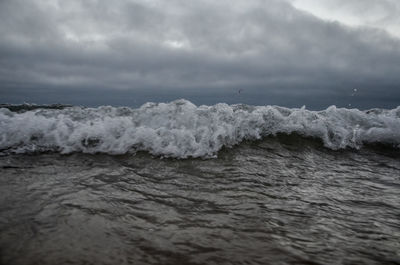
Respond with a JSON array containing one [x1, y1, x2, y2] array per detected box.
[[1, 100, 399, 158]]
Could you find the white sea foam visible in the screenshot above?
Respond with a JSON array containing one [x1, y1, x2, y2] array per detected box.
[[0, 100, 399, 158]]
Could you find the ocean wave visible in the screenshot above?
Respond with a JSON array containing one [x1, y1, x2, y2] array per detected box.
[[1, 100, 399, 158], [0, 103, 72, 112]]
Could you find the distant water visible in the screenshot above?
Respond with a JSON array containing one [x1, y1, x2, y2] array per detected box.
[[0, 101, 399, 265]]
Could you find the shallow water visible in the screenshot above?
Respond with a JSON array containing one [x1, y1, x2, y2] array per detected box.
[[1, 136, 399, 265]]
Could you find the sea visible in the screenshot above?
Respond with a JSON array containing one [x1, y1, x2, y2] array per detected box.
[[0, 100, 399, 265]]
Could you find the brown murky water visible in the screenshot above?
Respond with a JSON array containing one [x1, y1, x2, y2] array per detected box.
[[1, 137, 399, 265]]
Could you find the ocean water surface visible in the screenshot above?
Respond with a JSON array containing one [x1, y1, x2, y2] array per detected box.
[[0, 100, 399, 265]]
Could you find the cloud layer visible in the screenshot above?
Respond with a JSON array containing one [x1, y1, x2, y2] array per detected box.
[[291, 0, 400, 37], [1, 0, 400, 109]]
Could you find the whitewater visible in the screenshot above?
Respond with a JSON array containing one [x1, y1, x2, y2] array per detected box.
[[1, 99, 399, 157], [1, 100, 400, 265]]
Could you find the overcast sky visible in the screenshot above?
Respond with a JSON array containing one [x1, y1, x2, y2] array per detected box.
[[1, 0, 400, 109]]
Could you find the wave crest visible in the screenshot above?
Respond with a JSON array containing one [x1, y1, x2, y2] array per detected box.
[[1, 100, 399, 158]]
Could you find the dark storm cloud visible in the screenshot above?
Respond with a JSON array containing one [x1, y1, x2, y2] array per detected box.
[[1, 0, 400, 109]]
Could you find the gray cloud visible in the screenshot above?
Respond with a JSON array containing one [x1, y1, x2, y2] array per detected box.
[[1, 0, 400, 109], [290, 0, 400, 37]]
